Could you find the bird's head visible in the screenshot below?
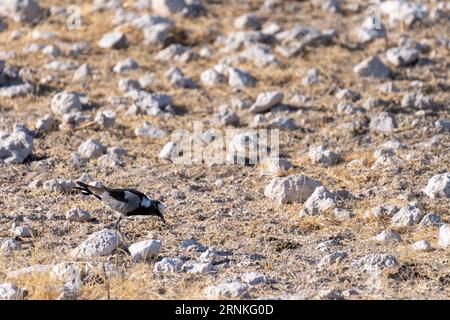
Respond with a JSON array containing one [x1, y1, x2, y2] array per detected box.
[[152, 200, 166, 224]]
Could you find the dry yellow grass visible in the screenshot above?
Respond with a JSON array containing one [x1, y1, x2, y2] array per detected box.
[[0, 0, 449, 300]]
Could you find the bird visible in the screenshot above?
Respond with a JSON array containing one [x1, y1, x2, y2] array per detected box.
[[74, 181, 166, 238]]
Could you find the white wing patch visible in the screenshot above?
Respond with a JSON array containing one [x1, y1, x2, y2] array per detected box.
[[141, 196, 152, 208]]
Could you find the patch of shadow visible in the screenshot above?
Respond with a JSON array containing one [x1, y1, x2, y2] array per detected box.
[[34, 83, 58, 96], [438, 273, 450, 286], [387, 262, 430, 282], [167, 104, 188, 116], [23, 154, 48, 164]]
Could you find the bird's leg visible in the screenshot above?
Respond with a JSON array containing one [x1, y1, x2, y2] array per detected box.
[[114, 216, 127, 246]]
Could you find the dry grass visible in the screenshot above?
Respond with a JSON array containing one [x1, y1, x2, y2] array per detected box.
[[0, 0, 449, 300]]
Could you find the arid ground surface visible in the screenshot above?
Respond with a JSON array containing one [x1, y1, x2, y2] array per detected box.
[[0, 0, 449, 300]]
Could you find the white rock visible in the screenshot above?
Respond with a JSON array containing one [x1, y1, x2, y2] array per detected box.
[[185, 262, 213, 274], [355, 253, 398, 271], [36, 114, 54, 131], [374, 230, 402, 242], [0, 0, 44, 24], [159, 141, 178, 160], [66, 208, 91, 222], [98, 31, 128, 49], [44, 60, 77, 71], [250, 91, 284, 113], [152, 0, 187, 16], [203, 281, 248, 299], [200, 68, 226, 87], [50, 262, 82, 289], [234, 13, 261, 30], [386, 47, 419, 66], [71, 229, 121, 260], [401, 92, 436, 109], [155, 44, 190, 61], [264, 174, 322, 205], [380, 0, 428, 27], [143, 23, 172, 44], [135, 121, 166, 138], [0, 125, 34, 164], [0, 283, 24, 300], [333, 208, 355, 220], [97, 154, 124, 169], [200, 247, 219, 263], [78, 139, 107, 159], [8, 264, 50, 278], [423, 173, 450, 199], [370, 112, 398, 133], [113, 58, 140, 73], [412, 240, 432, 251], [301, 186, 336, 216], [302, 68, 320, 86], [133, 91, 173, 114], [357, 15, 386, 43], [366, 204, 400, 218], [51, 92, 82, 115], [260, 157, 293, 176], [0, 83, 33, 98], [42, 44, 61, 57], [153, 257, 183, 273], [318, 251, 347, 267], [227, 67, 256, 88], [43, 179, 75, 193], [419, 213, 442, 228], [128, 239, 162, 262], [95, 110, 116, 129], [180, 238, 206, 252], [241, 272, 268, 285], [309, 146, 340, 166], [318, 289, 343, 300], [391, 204, 424, 227], [353, 56, 391, 78], [438, 224, 450, 248], [72, 63, 92, 82], [1, 238, 21, 253], [11, 226, 31, 238]]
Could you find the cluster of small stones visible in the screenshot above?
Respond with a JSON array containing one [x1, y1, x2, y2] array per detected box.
[[0, 0, 449, 300]]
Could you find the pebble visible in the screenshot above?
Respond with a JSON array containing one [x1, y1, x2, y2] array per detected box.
[[423, 172, 450, 199], [128, 239, 162, 263], [438, 224, 450, 248], [374, 230, 402, 242], [98, 31, 128, 49], [264, 174, 322, 205], [203, 281, 248, 299], [78, 139, 107, 159], [353, 56, 391, 78], [250, 91, 284, 113], [153, 257, 183, 273], [309, 146, 341, 166], [51, 92, 82, 116], [71, 229, 122, 260], [241, 272, 268, 285], [66, 208, 91, 222], [300, 186, 336, 216], [412, 240, 432, 251], [0, 283, 25, 300], [113, 57, 140, 73], [391, 204, 424, 227]]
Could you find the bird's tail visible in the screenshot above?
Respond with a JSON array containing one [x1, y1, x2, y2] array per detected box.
[[73, 181, 104, 200]]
